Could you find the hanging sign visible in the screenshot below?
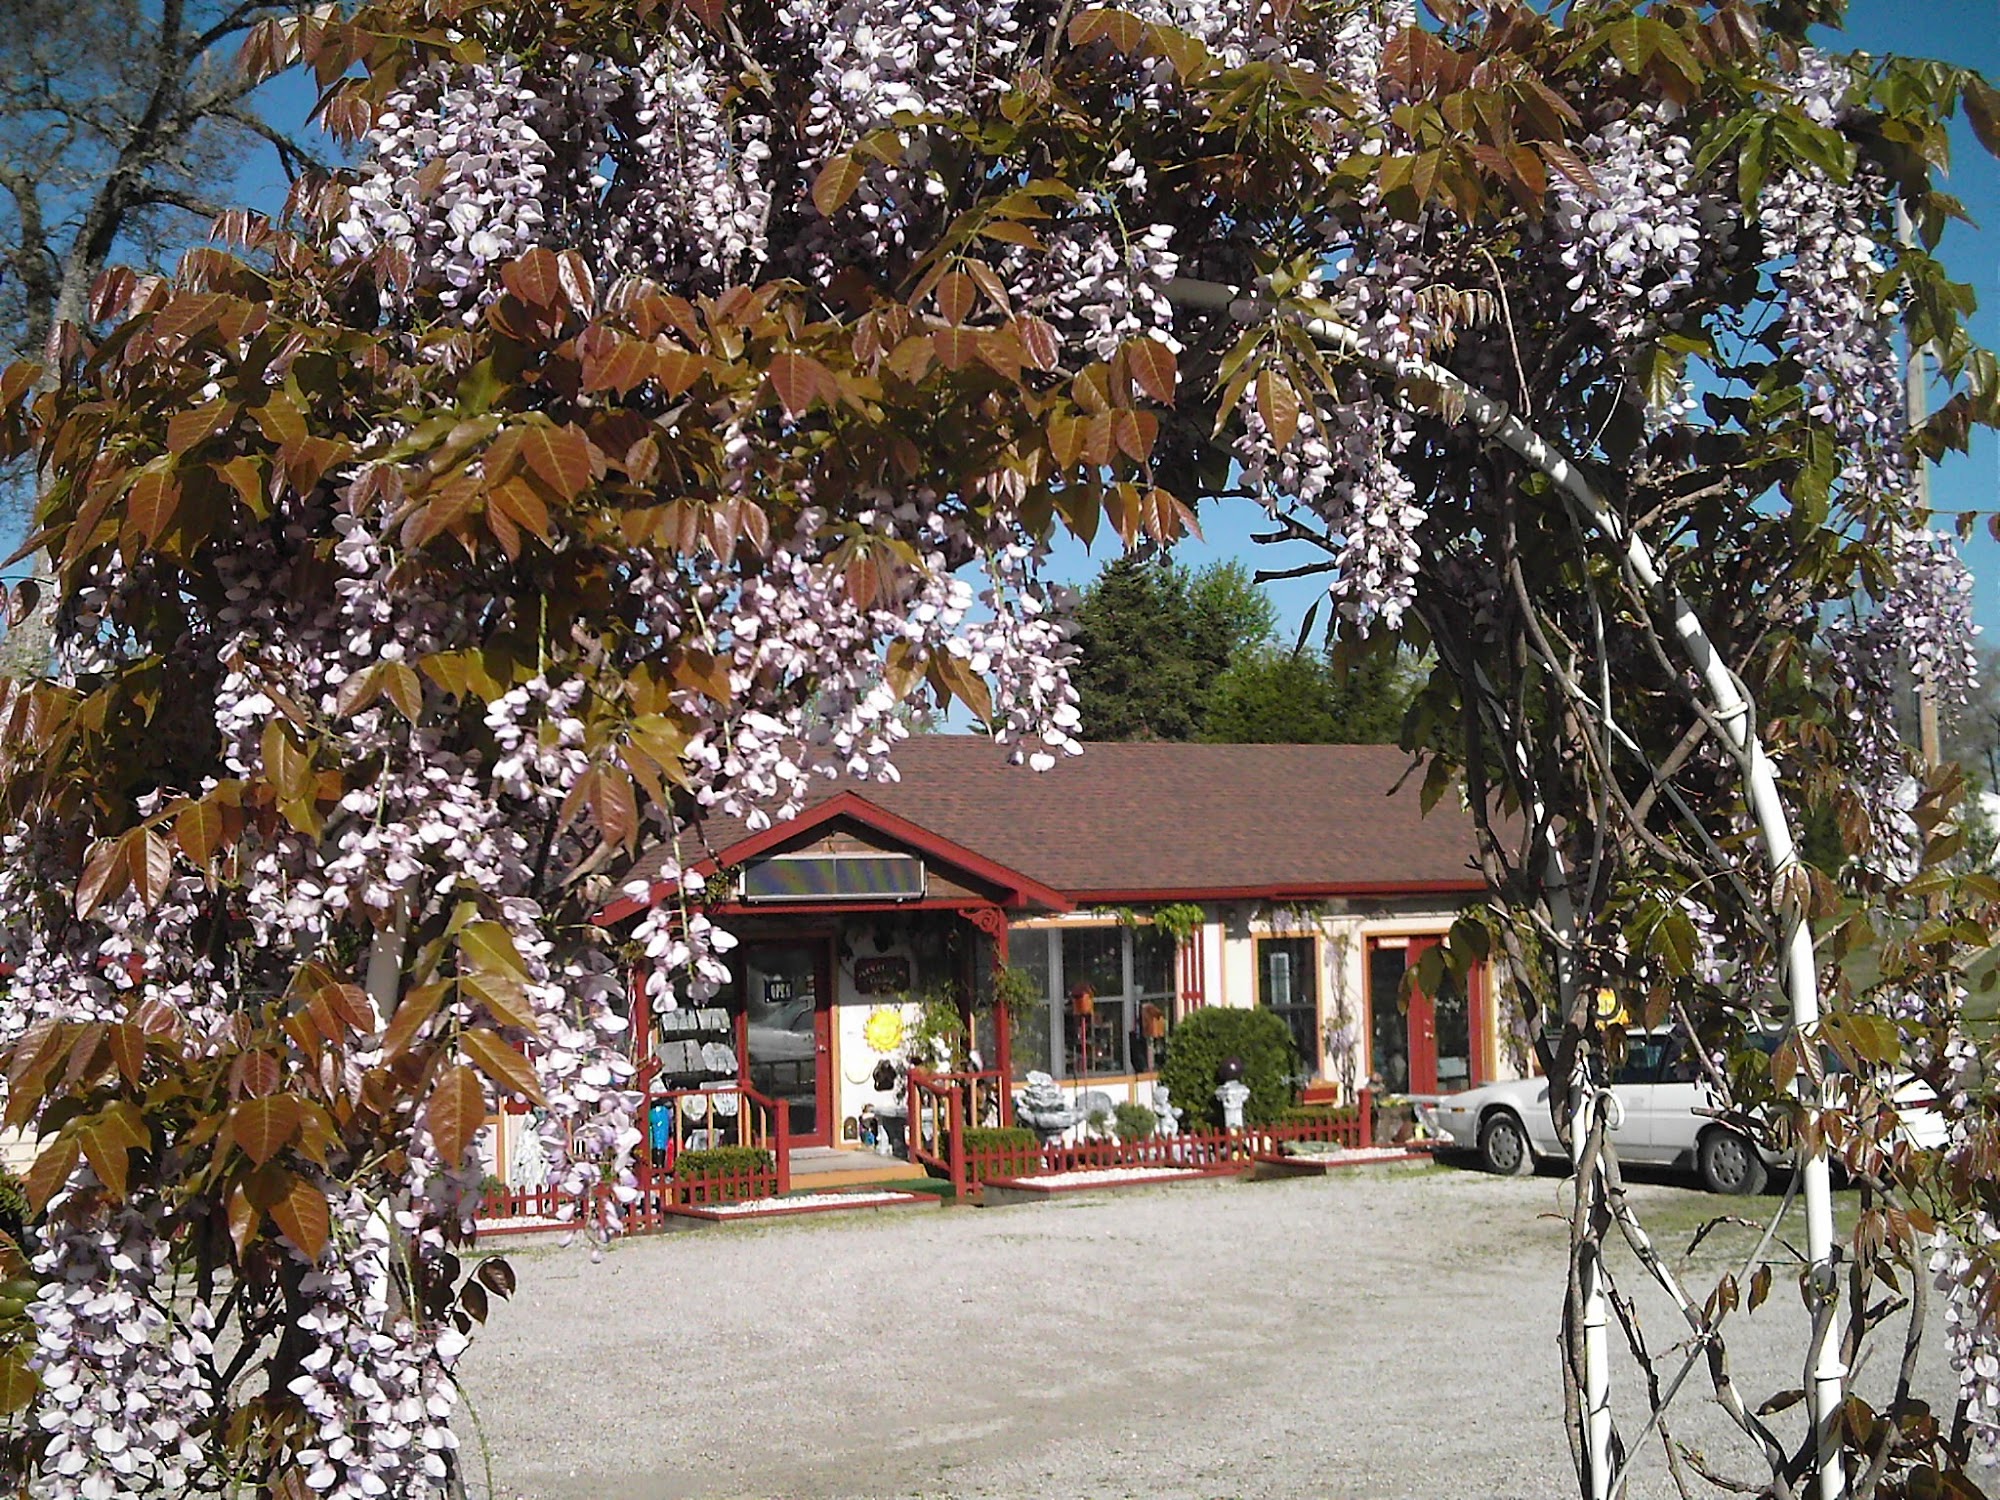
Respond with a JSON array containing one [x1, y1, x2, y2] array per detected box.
[[853, 956, 911, 995]]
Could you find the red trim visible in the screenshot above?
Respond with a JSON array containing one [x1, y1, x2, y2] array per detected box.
[[596, 791, 1075, 924]]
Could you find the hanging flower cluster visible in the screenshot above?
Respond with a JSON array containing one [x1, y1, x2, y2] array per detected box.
[[1549, 105, 1706, 350], [30, 1187, 213, 1499]]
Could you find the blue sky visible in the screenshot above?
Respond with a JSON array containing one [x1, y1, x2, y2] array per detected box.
[[225, 4, 2000, 639]]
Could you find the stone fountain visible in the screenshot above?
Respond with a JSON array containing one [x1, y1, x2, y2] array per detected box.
[[1013, 1071, 1079, 1144]]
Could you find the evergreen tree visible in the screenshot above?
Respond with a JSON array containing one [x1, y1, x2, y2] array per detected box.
[[1068, 556, 1268, 739], [1201, 645, 1416, 744]]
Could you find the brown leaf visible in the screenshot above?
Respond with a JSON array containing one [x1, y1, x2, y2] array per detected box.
[[269, 1178, 331, 1261], [812, 153, 866, 217], [124, 467, 181, 548], [107, 1024, 144, 1090], [1046, 413, 1086, 469], [1123, 338, 1177, 405], [77, 1103, 147, 1199], [425, 1065, 487, 1164], [175, 797, 226, 867], [24, 1138, 78, 1214], [381, 980, 449, 1060], [1256, 370, 1301, 450], [768, 352, 831, 420], [652, 348, 707, 398], [461, 1027, 546, 1106], [128, 829, 172, 910], [932, 327, 981, 370], [487, 476, 553, 544], [500, 248, 567, 311], [1069, 7, 1146, 50], [0, 1354, 38, 1415], [226, 1183, 258, 1258], [591, 766, 638, 849], [475, 1256, 517, 1297], [519, 425, 592, 502], [232, 1050, 282, 1098], [226, 1095, 302, 1167], [75, 838, 129, 918], [936, 272, 978, 327]]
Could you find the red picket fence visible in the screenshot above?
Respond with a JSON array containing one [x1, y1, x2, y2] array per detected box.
[[949, 1089, 1373, 1201]]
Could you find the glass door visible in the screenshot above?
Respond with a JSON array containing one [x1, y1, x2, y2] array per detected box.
[[1367, 936, 1472, 1095], [741, 944, 832, 1146]]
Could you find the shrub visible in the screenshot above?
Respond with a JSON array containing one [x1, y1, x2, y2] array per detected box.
[[674, 1146, 774, 1180], [0, 1171, 29, 1247], [1279, 1104, 1359, 1127], [962, 1127, 1038, 1154], [1113, 1102, 1156, 1141], [1158, 1008, 1299, 1129]]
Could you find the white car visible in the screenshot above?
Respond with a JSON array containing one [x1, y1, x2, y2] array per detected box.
[[1419, 1031, 1948, 1195]]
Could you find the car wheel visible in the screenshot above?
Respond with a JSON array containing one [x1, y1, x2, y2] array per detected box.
[[1478, 1111, 1534, 1177], [1697, 1129, 1768, 1196]]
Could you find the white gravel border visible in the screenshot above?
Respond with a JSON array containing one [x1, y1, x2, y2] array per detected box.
[[698, 1190, 926, 1216], [995, 1166, 1208, 1190]]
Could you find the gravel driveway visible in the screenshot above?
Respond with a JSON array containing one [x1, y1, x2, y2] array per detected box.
[[457, 1164, 1956, 1500]]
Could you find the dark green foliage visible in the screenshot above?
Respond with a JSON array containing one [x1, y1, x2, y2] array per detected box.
[[1158, 1008, 1299, 1129], [1070, 553, 1419, 743], [962, 1126, 1038, 1152], [1112, 1102, 1156, 1141], [674, 1146, 774, 1179], [1278, 1105, 1361, 1128], [1201, 646, 1419, 745], [1069, 556, 1270, 740], [0, 1173, 27, 1247]]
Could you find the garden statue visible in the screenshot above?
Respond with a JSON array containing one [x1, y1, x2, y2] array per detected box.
[[1075, 1090, 1117, 1140], [1215, 1079, 1251, 1133], [1151, 1087, 1180, 1139], [1013, 1071, 1078, 1144]]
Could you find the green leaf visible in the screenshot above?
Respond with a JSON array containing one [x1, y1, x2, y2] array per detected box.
[[460, 921, 528, 979]]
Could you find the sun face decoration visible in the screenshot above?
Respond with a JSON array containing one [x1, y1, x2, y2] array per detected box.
[[863, 1006, 907, 1056]]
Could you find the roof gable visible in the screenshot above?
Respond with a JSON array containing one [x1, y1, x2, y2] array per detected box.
[[600, 788, 1073, 922]]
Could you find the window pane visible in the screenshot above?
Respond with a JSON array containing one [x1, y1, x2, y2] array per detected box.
[[1062, 927, 1125, 999], [1258, 938, 1318, 1079], [1005, 927, 1052, 1080], [1369, 945, 1409, 1094], [1132, 927, 1175, 997], [1434, 970, 1470, 1092], [1064, 999, 1128, 1075]]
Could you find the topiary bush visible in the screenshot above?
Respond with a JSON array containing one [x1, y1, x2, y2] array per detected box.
[[1158, 1008, 1299, 1130], [1113, 1102, 1156, 1141]]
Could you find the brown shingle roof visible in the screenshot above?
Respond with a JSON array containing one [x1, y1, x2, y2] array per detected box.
[[645, 737, 1484, 901]]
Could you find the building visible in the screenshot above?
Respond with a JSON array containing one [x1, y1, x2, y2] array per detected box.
[[595, 738, 1518, 1181]]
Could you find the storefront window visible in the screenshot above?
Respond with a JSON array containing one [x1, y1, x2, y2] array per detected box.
[[1006, 921, 1187, 1080], [1258, 937, 1320, 1082], [1007, 928, 1053, 1077]]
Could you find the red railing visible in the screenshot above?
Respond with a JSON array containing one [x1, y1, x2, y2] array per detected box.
[[633, 1083, 791, 1222], [478, 1081, 793, 1233]]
